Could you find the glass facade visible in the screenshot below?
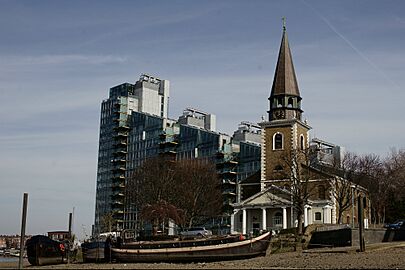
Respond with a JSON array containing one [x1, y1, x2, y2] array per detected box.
[[94, 77, 262, 235]]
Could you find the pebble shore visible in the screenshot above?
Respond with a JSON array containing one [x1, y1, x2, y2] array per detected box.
[[1, 242, 404, 269]]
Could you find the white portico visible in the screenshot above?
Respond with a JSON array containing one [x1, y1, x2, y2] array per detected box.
[[231, 185, 294, 234]]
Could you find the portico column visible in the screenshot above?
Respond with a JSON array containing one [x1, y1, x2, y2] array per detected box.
[[242, 209, 247, 235], [304, 205, 309, 227], [230, 213, 235, 233], [282, 207, 288, 229], [262, 208, 267, 231], [323, 205, 332, 224]]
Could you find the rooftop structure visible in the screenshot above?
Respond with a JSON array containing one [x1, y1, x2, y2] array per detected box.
[[178, 107, 216, 132]]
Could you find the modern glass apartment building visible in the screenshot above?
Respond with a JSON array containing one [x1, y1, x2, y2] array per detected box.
[[94, 74, 262, 235], [94, 74, 169, 234]]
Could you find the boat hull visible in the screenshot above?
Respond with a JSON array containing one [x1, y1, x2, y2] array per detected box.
[[112, 232, 271, 262], [81, 241, 107, 262], [26, 235, 66, 266]]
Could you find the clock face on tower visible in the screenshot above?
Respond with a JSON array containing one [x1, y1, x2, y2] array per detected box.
[[273, 110, 285, 120]]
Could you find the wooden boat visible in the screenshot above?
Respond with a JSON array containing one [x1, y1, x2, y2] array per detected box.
[[26, 235, 67, 266], [81, 241, 109, 262], [111, 231, 271, 262]]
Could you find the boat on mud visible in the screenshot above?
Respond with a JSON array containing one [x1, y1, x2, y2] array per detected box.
[[25, 235, 67, 266], [111, 231, 271, 263], [81, 241, 109, 263]]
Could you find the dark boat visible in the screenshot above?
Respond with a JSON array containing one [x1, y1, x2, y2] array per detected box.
[[111, 231, 271, 262], [81, 241, 109, 263], [26, 235, 67, 266]]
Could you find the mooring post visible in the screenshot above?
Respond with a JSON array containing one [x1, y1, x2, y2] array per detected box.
[[357, 196, 365, 252], [67, 212, 72, 263], [19, 193, 28, 269]]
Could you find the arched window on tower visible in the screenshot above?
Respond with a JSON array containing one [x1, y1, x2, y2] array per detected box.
[[318, 185, 326, 200], [273, 133, 283, 150], [288, 97, 294, 108], [277, 97, 283, 108], [300, 135, 305, 150]]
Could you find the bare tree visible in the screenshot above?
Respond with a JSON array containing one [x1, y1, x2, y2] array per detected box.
[[173, 159, 223, 228], [382, 149, 405, 223], [279, 148, 318, 235], [140, 200, 184, 236], [126, 157, 223, 232], [101, 213, 116, 233], [329, 152, 359, 224], [126, 157, 177, 209], [331, 177, 356, 224]]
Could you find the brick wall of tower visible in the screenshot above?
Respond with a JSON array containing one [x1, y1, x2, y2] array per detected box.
[[263, 125, 293, 182]]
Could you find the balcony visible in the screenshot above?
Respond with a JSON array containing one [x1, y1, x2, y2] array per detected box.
[[113, 141, 127, 148], [218, 169, 237, 175], [112, 166, 126, 172], [222, 179, 236, 185], [112, 200, 124, 208], [111, 158, 126, 164], [113, 150, 127, 156], [113, 132, 128, 139], [113, 125, 130, 131], [222, 190, 236, 196], [112, 192, 124, 199], [159, 140, 178, 147], [112, 183, 125, 190], [112, 209, 124, 215], [112, 173, 125, 179]]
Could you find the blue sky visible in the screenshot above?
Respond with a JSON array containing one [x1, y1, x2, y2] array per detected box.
[[1, 0, 404, 239]]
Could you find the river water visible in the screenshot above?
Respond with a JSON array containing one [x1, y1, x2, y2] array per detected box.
[[0, 257, 18, 262]]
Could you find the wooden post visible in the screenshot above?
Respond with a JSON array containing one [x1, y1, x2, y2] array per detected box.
[[357, 196, 365, 252], [19, 193, 28, 269], [68, 212, 73, 238], [67, 212, 72, 263]]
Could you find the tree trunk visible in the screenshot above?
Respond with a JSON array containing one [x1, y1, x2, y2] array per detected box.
[[297, 210, 304, 235], [152, 219, 158, 236], [337, 208, 343, 224]]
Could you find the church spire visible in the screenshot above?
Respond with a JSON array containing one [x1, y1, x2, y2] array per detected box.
[[268, 20, 303, 121]]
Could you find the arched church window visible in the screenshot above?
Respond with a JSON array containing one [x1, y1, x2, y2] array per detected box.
[[318, 185, 326, 200], [288, 97, 294, 108], [300, 135, 305, 150], [273, 133, 283, 150]]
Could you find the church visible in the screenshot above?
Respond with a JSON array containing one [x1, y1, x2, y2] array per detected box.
[[230, 24, 370, 235]]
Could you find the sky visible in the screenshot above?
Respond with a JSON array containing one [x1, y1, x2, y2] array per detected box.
[[0, 0, 404, 239]]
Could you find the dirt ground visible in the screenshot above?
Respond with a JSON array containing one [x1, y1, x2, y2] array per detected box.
[[2, 242, 405, 269]]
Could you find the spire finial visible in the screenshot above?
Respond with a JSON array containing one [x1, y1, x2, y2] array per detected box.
[[282, 17, 286, 32]]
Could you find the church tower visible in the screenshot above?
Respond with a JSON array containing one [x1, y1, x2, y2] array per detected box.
[[260, 22, 311, 190]]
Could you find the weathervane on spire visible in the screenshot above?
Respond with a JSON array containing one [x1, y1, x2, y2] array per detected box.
[[282, 17, 286, 32]]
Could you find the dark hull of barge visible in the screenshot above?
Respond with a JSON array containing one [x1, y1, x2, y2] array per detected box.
[[111, 232, 271, 263]]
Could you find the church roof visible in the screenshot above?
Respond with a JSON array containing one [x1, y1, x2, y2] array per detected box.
[[270, 27, 300, 97], [233, 184, 292, 208]]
